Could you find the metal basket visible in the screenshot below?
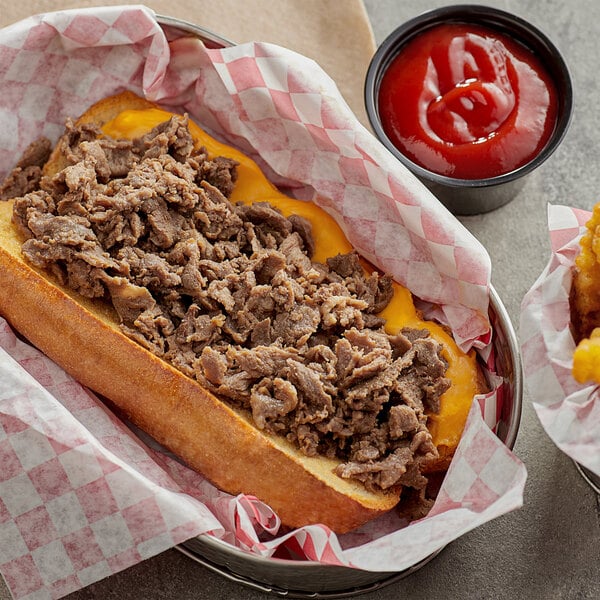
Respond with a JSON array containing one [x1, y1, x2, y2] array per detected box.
[[155, 15, 523, 597]]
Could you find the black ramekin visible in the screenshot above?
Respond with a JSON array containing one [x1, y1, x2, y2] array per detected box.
[[364, 4, 573, 215]]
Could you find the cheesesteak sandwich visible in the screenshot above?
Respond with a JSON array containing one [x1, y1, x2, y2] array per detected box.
[[0, 92, 484, 533]]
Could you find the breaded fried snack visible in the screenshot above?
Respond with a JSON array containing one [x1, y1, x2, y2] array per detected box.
[[571, 204, 600, 383]]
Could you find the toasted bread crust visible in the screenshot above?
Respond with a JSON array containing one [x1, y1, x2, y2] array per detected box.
[[0, 199, 399, 532]]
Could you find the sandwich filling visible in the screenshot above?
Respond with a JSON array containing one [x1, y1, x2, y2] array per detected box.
[[2, 115, 451, 497]]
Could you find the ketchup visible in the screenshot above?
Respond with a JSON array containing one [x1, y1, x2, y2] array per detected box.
[[378, 23, 558, 179]]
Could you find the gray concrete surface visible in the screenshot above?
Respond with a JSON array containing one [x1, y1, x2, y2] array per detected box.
[[1, 1, 599, 598]]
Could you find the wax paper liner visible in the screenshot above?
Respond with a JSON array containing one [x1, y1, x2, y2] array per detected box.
[[520, 204, 600, 477], [0, 6, 526, 599]]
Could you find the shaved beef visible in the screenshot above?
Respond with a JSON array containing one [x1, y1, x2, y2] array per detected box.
[[197, 155, 238, 197], [288, 214, 315, 258], [55, 119, 103, 167], [389, 405, 420, 438], [250, 378, 298, 430], [16, 137, 53, 170], [0, 137, 52, 200], [6, 114, 453, 499]]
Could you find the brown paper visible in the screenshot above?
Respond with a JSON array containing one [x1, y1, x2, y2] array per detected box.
[[0, 0, 376, 128]]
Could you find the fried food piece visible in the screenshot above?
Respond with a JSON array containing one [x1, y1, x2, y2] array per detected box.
[[573, 328, 600, 383], [571, 204, 600, 383]]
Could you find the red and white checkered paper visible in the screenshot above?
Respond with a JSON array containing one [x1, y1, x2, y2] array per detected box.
[[0, 6, 526, 599], [520, 204, 600, 478]]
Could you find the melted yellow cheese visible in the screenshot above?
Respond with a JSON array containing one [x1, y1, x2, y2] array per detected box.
[[102, 108, 482, 454]]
